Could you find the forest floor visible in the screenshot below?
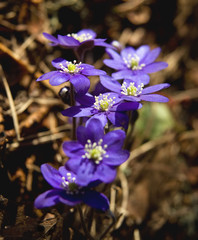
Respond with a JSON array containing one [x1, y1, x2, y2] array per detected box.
[[0, 0, 198, 239]]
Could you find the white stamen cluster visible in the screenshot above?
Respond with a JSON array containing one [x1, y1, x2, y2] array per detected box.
[[94, 94, 116, 111], [61, 173, 81, 195], [121, 82, 144, 96], [82, 139, 108, 164], [123, 54, 145, 70], [67, 33, 93, 42], [59, 60, 84, 74]]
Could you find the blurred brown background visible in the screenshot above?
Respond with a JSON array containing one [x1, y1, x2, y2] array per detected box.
[[0, 0, 198, 239]]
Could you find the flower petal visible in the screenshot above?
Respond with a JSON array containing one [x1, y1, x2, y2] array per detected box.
[[113, 102, 139, 111], [104, 150, 129, 166], [112, 69, 135, 80], [36, 71, 58, 81], [125, 74, 150, 85], [62, 141, 84, 158], [51, 58, 66, 69], [142, 47, 161, 65], [57, 35, 79, 46], [70, 74, 90, 95], [87, 113, 108, 128], [106, 48, 121, 60], [107, 111, 129, 129], [76, 125, 89, 145], [41, 164, 62, 189], [78, 29, 96, 39], [120, 95, 140, 102], [34, 189, 61, 209], [142, 83, 170, 94], [65, 158, 82, 173], [59, 166, 75, 177], [58, 192, 82, 206], [43, 32, 59, 46], [100, 75, 121, 93], [62, 106, 94, 117], [103, 59, 125, 70], [82, 68, 106, 76], [80, 63, 95, 69], [94, 39, 115, 49], [143, 62, 168, 73], [121, 47, 135, 60], [76, 93, 95, 106], [49, 72, 70, 86], [76, 161, 96, 186], [91, 81, 108, 95], [85, 118, 104, 142], [59, 191, 82, 206], [136, 45, 150, 60], [82, 191, 109, 211], [94, 164, 117, 183], [103, 129, 126, 150], [140, 94, 169, 102]]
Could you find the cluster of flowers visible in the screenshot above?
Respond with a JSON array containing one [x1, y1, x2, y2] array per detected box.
[[34, 29, 170, 212]]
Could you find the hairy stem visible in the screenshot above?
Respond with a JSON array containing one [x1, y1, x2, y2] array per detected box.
[[98, 210, 116, 240], [77, 205, 95, 240], [70, 84, 77, 140]]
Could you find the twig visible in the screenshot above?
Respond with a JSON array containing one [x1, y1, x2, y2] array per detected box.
[[5, 97, 63, 115], [171, 88, 198, 102], [7, 123, 71, 150], [114, 0, 145, 13], [115, 169, 129, 229], [110, 185, 116, 213], [134, 229, 141, 240], [16, 34, 37, 58], [179, 130, 198, 141], [0, 65, 21, 140], [121, 133, 175, 170]]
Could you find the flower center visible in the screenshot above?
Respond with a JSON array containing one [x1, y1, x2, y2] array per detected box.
[[68, 182, 78, 192], [67, 33, 93, 42], [121, 82, 144, 96], [94, 94, 115, 111], [67, 63, 76, 72], [131, 57, 139, 70], [123, 54, 145, 70], [61, 173, 80, 195], [59, 60, 83, 74], [82, 139, 108, 164]]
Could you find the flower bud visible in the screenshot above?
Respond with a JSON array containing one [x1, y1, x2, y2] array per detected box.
[[59, 86, 71, 105]]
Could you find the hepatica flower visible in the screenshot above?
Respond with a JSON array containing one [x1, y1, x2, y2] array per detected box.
[[63, 118, 129, 186], [43, 29, 113, 49], [100, 75, 170, 103], [104, 45, 168, 83], [34, 164, 109, 211], [36, 57, 106, 95], [62, 92, 139, 129]]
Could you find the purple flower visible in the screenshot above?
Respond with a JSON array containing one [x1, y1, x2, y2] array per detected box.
[[43, 29, 113, 49], [104, 45, 168, 83], [34, 164, 109, 211], [62, 92, 139, 129], [63, 118, 129, 186], [100, 75, 170, 103], [36, 58, 106, 95]]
